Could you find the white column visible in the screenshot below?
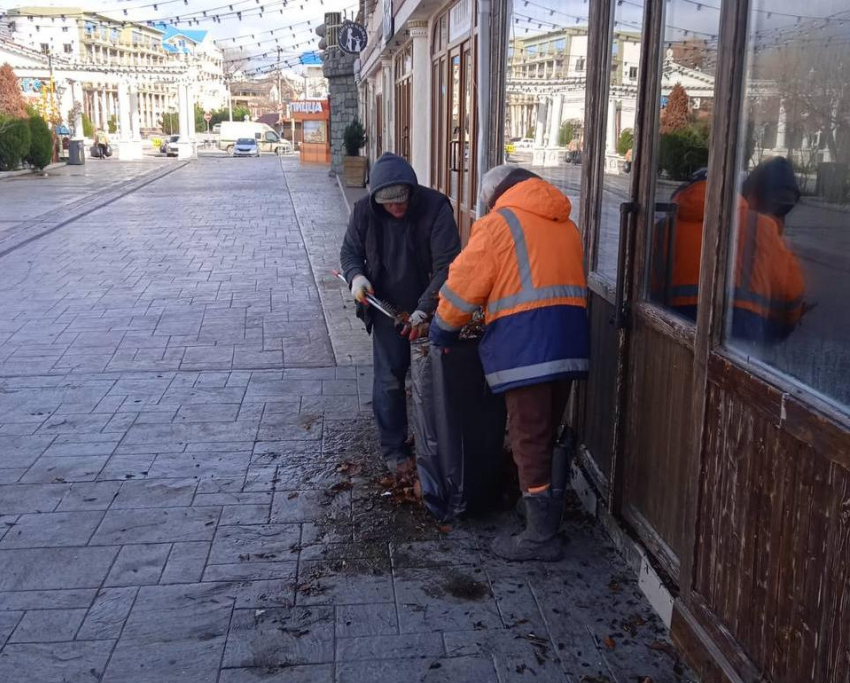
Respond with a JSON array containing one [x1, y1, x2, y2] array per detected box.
[[118, 81, 131, 140], [775, 99, 787, 151], [381, 55, 394, 154], [92, 88, 101, 131], [186, 84, 196, 139], [71, 81, 84, 139], [145, 92, 153, 130], [534, 99, 547, 147], [605, 98, 617, 154], [547, 95, 563, 148], [100, 89, 109, 131], [409, 21, 430, 183], [177, 83, 190, 138], [129, 86, 141, 141]]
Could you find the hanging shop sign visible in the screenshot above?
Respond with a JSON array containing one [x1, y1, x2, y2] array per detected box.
[[339, 21, 368, 55], [382, 0, 394, 46], [290, 100, 326, 114]]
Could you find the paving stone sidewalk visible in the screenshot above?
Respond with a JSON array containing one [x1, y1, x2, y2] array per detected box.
[[0, 156, 691, 683]]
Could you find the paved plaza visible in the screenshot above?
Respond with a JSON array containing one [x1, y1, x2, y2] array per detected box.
[[0, 157, 691, 682]]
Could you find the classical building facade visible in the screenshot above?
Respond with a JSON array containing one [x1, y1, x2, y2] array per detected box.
[[2, 6, 226, 134]]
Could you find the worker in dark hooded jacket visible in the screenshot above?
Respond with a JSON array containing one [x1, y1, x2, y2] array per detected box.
[[340, 152, 461, 473], [430, 165, 589, 562]]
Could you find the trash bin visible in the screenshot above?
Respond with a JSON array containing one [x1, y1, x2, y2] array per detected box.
[[412, 337, 507, 521], [68, 139, 85, 165]]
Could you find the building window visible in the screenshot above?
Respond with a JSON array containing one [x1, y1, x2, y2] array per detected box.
[[575, 57, 585, 71], [40, 43, 49, 54], [722, 0, 849, 412], [629, 66, 638, 80], [63, 43, 73, 54], [554, 38, 566, 53], [62, 26, 68, 33], [8, 22, 15, 32]]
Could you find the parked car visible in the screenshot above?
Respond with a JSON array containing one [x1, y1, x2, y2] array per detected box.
[[232, 137, 260, 157], [219, 121, 288, 155], [162, 135, 179, 156]]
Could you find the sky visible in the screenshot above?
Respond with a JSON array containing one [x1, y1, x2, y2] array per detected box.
[[0, 0, 357, 76]]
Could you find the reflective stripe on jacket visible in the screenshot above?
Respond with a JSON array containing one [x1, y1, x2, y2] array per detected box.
[[430, 177, 589, 393]]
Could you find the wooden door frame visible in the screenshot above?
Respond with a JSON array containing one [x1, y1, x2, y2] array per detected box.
[[579, 0, 669, 515], [680, 0, 751, 612]]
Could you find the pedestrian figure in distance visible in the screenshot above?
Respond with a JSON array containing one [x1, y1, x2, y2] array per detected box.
[[340, 152, 461, 474], [430, 165, 590, 562], [95, 129, 109, 159]]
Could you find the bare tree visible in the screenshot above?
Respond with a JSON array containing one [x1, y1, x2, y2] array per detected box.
[[755, 30, 850, 165]]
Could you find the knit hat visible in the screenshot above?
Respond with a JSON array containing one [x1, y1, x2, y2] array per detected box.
[[374, 184, 410, 204]]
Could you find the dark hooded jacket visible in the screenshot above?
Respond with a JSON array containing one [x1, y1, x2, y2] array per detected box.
[[340, 153, 461, 326]]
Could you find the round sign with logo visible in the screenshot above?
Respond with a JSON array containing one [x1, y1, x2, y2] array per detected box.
[[203, 112, 212, 122], [339, 21, 368, 55]]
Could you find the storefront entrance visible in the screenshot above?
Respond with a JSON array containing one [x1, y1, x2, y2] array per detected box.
[[498, 0, 850, 680], [431, 0, 477, 243]]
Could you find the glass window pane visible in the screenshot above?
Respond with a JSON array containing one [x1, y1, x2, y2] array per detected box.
[[646, 4, 720, 321], [726, 0, 850, 410], [502, 2, 589, 224], [449, 54, 461, 200], [462, 47, 473, 205], [595, 2, 644, 282]]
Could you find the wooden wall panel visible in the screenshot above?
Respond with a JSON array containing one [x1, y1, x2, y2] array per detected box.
[[695, 382, 850, 683], [623, 316, 695, 571], [580, 294, 618, 481]]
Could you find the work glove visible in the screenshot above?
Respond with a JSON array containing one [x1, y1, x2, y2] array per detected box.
[[350, 275, 373, 304], [402, 310, 430, 340]]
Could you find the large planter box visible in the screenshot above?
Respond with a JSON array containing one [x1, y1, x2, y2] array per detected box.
[[343, 155, 367, 187]]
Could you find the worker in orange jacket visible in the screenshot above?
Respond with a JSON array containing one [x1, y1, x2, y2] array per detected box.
[[651, 157, 806, 344], [430, 165, 589, 562]]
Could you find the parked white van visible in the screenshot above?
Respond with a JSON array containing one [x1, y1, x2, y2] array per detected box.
[[218, 121, 292, 155]]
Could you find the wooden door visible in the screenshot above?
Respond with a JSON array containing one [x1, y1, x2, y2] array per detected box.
[[577, 0, 711, 582]]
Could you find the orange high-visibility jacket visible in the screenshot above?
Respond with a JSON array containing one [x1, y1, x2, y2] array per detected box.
[[651, 179, 805, 342], [429, 177, 589, 393]]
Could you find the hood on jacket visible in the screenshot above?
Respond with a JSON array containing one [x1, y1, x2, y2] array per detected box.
[[672, 178, 707, 224], [493, 177, 573, 222], [741, 156, 800, 218], [369, 152, 418, 215]]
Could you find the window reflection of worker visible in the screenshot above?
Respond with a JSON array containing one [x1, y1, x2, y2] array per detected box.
[[651, 157, 808, 345]]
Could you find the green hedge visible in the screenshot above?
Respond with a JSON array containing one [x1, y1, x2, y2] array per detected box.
[[0, 115, 31, 171], [659, 126, 709, 181], [26, 114, 53, 170]]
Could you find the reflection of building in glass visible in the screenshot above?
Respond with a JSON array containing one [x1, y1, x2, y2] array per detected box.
[[505, 28, 719, 170]]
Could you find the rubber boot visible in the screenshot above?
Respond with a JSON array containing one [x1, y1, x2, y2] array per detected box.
[[492, 492, 564, 561], [515, 436, 572, 521]]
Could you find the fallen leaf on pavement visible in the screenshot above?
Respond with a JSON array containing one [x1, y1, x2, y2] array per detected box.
[[603, 636, 616, 650]]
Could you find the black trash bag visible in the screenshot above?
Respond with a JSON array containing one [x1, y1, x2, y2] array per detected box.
[[411, 338, 507, 521]]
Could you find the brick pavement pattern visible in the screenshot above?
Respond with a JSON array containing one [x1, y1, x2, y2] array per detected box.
[[0, 156, 691, 683]]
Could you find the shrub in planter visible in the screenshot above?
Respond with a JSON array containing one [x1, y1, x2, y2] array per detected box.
[[343, 118, 368, 188], [26, 114, 53, 171], [343, 118, 367, 157], [0, 115, 31, 171]]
